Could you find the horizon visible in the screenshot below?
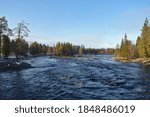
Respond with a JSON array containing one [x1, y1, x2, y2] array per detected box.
[[0, 0, 150, 48]]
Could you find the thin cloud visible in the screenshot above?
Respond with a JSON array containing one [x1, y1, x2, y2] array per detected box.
[[27, 35, 53, 45], [69, 34, 116, 48]]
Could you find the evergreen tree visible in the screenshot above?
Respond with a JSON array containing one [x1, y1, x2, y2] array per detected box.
[[15, 38, 28, 58], [55, 42, 62, 56], [54, 42, 75, 56], [79, 45, 84, 56], [120, 38, 124, 57], [0, 17, 12, 57], [136, 36, 146, 57], [120, 34, 129, 58], [10, 39, 16, 55], [29, 41, 49, 55], [141, 18, 150, 57], [73, 46, 80, 55], [136, 18, 150, 57], [2, 35, 10, 57], [30, 41, 39, 55], [115, 44, 120, 57], [115, 33, 137, 58]]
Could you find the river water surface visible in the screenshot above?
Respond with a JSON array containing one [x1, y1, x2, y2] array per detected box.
[[0, 55, 150, 99]]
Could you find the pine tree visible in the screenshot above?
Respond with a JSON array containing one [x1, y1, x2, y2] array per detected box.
[[0, 17, 12, 58], [116, 33, 137, 58], [141, 18, 150, 57], [115, 44, 120, 57], [15, 38, 28, 58], [136, 36, 146, 57], [120, 34, 129, 58], [2, 35, 10, 57], [29, 41, 49, 55], [10, 39, 16, 55], [54, 42, 75, 56], [136, 18, 150, 58], [79, 45, 84, 56]]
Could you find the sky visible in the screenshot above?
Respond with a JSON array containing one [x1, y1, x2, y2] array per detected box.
[[0, 0, 150, 48]]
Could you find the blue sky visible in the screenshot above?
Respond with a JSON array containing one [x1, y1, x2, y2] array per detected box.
[[0, 0, 150, 48]]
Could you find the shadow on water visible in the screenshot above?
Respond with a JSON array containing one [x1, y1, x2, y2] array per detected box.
[[11, 72, 27, 99], [0, 71, 29, 99]]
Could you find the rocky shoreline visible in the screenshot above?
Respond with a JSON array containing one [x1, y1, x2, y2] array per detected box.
[[0, 59, 32, 72], [115, 57, 150, 66]]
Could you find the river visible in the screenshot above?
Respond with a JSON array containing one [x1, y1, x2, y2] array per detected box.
[[0, 55, 150, 99]]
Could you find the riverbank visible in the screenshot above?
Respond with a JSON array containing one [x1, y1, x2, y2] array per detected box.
[[0, 58, 32, 72], [115, 57, 150, 66]]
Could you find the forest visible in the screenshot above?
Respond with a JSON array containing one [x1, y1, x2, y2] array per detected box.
[[115, 18, 150, 59], [0, 16, 114, 58], [1, 17, 149, 59]]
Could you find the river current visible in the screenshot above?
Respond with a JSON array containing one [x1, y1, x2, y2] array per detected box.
[[0, 55, 150, 99]]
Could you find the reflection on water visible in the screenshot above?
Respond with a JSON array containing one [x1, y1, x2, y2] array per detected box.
[[0, 55, 150, 99]]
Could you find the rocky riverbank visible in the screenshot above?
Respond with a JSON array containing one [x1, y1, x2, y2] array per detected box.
[[115, 57, 150, 66], [0, 60, 32, 72]]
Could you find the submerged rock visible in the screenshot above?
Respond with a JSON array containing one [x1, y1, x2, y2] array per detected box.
[[0, 61, 32, 72]]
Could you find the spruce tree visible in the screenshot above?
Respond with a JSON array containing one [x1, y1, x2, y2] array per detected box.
[[136, 36, 146, 57], [10, 39, 16, 55], [2, 35, 10, 57], [120, 34, 128, 58], [115, 44, 120, 57], [141, 18, 150, 57], [79, 45, 84, 56], [0, 17, 12, 58]]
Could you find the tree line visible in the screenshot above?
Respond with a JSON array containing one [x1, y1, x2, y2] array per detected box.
[[115, 18, 150, 59], [54, 42, 114, 56], [0, 16, 114, 58], [0, 17, 52, 58]]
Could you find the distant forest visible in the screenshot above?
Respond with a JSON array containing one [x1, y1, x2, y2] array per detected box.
[[0, 16, 114, 58], [1, 17, 150, 59], [115, 18, 150, 59]]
